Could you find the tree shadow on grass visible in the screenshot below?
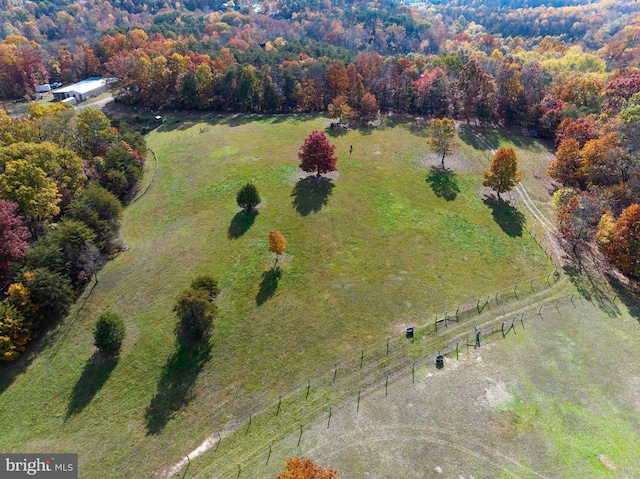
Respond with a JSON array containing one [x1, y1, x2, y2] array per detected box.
[[325, 123, 349, 138], [256, 267, 282, 306], [562, 262, 621, 318], [482, 194, 525, 237], [426, 166, 460, 201], [66, 353, 118, 418], [291, 176, 334, 216], [0, 319, 63, 394], [406, 118, 430, 137], [351, 123, 374, 135], [228, 210, 258, 239], [145, 338, 211, 435], [607, 274, 640, 321], [457, 126, 487, 151]]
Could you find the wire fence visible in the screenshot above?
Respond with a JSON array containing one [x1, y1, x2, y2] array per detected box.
[[193, 288, 583, 479], [171, 268, 567, 479]]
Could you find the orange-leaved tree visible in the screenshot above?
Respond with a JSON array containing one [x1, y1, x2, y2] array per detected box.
[[546, 138, 583, 188], [605, 204, 640, 277], [275, 457, 340, 479], [328, 95, 352, 126], [357, 91, 379, 123], [483, 147, 522, 200], [268, 229, 287, 263]]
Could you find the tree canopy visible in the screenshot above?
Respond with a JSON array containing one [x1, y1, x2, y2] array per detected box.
[[298, 130, 337, 178], [483, 147, 522, 200], [276, 458, 340, 479], [94, 310, 126, 355], [605, 204, 640, 277], [427, 118, 458, 167], [236, 183, 261, 212], [268, 229, 287, 262], [0, 200, 30, 286]]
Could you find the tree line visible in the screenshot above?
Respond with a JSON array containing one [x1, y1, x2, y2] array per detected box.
[[1, 0, 639, 104], [546, 71, 640, 277], [0, 105, 146, 360]]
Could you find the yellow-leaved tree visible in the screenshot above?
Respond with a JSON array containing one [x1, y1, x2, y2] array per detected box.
[[427, 118, 458, 168]]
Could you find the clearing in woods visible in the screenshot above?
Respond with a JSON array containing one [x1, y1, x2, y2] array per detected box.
[[0, 115, 560, 478]]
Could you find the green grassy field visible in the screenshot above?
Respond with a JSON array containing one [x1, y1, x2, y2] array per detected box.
[[0, 115, 553, 478]]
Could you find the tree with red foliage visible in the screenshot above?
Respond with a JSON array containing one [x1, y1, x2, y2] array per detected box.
[[553, 116, 599, 148], [604, 71, 640, 113], [298, 131, 337, 178], [605, 204, 640, 277], [537, 96, 564, 139], [0, 200, 31, 286], [276, 457, 340, 479], [413, 67, 450, 117], [0, 38, 49, 100]]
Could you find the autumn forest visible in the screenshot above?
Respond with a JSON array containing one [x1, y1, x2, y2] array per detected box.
[[2, 0, 640, 476]]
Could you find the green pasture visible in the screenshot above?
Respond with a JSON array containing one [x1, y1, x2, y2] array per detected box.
[[0, 115, 552, 478]]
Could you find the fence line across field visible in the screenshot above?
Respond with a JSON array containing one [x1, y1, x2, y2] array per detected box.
[[203, 292, 585, 479], [185, 271, 578, 479]]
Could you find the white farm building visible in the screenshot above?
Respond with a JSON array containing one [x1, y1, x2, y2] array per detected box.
[[52, 77, 114, 103]]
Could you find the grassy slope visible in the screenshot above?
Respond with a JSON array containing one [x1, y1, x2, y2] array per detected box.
[[0, 115, 551, 478]]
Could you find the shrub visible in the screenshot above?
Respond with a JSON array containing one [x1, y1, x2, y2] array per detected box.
[[174, 287, 218, 339], [69, 184, 123, 250], [190, 275, 220, 301], [20, 268, 74, 328], [0, 303, 30, 361], [236, 183, 261, 212], [93, 310, 125, 355]]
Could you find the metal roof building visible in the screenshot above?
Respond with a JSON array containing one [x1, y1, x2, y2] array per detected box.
[[52, 77, 114, 103]]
